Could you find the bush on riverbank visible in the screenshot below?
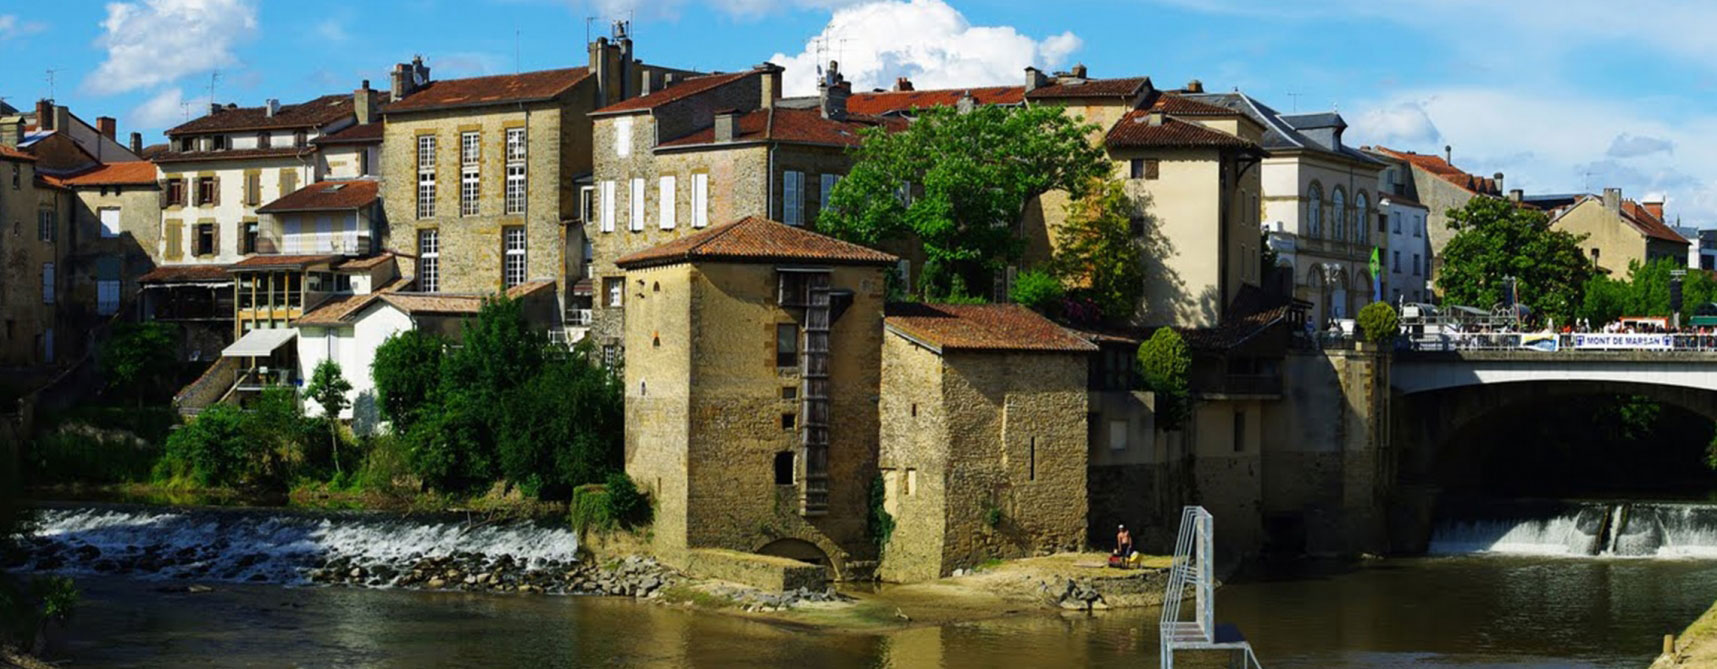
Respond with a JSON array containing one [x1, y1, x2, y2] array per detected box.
[[155, 388, 349, 491], [25, 431, 161, 485], [570, 473, 651, 531]]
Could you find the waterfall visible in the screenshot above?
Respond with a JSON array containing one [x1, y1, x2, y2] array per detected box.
[[1430, 500, 1717, 558], [8, 505, 580, 586], [1615, 504, 1717, 558]]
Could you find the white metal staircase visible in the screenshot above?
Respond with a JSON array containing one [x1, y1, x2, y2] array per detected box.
[[1159, 506, 1262, 669]]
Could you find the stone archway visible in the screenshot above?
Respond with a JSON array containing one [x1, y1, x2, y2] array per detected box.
[[756, 538, 831, 567]]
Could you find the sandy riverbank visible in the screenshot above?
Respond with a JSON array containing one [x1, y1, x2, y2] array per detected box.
[[1653, 600, 1717, 668]]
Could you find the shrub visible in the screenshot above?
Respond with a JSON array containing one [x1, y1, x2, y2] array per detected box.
[[158, 404, 248, 487], [100, 322, 179, 406], [26, 431, 161, 485], [371, 329, 445, 435], [497, 345, 624, 500], [868, 475, 894, 549], [569, 484, 611, 531], [1138, 328, 1191, 431], [1009, 269, 1065, 314], [1357, 302, 1400, 344], [604, 472, 649, 526]]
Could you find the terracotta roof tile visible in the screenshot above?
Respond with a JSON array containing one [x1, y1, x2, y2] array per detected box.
[[313, 123, 383, 144], [138, 264, 233, 283], [295, 292, 384, 326], [1105, 111, 1258, 150], [386, 68, 590, 114], [885, 303, 1096, 353], [616, 216, 897, 269], [505, 280, 556, 300], [167, 94, 373, 135], [1025, 76, 1150, 100], [378, 293, 486, 315], [0, 145, 34, 161], [256, 179, 379, 213], [334, 251, 396, 271], [47, 161, 158, 186], [1149, 94, 1240, 116], [846, 86, 1024, 115], [657, 107, 905, 150], [1371, 146, 1501, 196], [1622, 199, 1689, 244], [591, 70, 756, 115], [227, 254, 342, 270]]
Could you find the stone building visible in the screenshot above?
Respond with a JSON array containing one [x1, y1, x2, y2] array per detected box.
[[877, 303, 1093, 582], [1548, 188, 1688, 278], [0, 125, 71, 369], [1365, 146, 1505, 289], [584, 61, 902, 356], [616, 216, 896, 577], [380, 25, 702, 336]]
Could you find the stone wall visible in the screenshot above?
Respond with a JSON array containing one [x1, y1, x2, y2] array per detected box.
[[67, 184, 160, 322], [877, 334, 950, 582], [0, 164, 69, 367], [684, 548, 827, 592], [621, 263, 693, 553]]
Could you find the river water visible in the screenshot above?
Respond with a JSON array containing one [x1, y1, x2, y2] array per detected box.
[[22, 503, 1717, 668]]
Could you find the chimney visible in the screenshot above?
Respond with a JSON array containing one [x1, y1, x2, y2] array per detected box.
[[1444, 144, 1452, 165], [616, 22, 635, 99], [638, 68, 655, 96], [1493, 172, 1504, 195], [1643, 196, 1666, 221], [1, 118, 22, 148], [1070, 63, 1088, 79], [265, 99, 280, 118], [1185, 79, 1204, 93], [956, 90, 976, 114], [1024, 66, 1049, 93], [1509, 188, 1523, 203], [209, 102, 224, 116], [759, 62, 783, 110], [1603, 187, 1622, 214], [714, 109, 739, 143], [818, 61, 849, 120], [353, 80, 376, 125], [96, 116, 117, 140], [51, 104, 70, 137], [391, 57, 430, 101], [35, 99, 51, 130], [129, 132, 143, 155], [589, 37, 612, 106], [894, 77, 914, 92], [1146, 110, 1166, 126]]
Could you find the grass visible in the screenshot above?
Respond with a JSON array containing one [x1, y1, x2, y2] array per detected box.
[[658, 585, 738, 610]]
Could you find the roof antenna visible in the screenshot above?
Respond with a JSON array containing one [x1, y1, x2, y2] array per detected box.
[[585, 16, 595, 44], [1285, 92, 1300, 113], [515, 28, 521, 74], [208, 70, 221, 108], [44, 68, 57, 101]]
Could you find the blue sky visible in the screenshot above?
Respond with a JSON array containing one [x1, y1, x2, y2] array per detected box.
[[2, 0, 1714, 224]]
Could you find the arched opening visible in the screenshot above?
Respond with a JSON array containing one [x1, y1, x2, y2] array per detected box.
[[756, 538, 829, 567]]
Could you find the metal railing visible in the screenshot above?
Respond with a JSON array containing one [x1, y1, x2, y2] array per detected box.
[[1399, 332, 1717, 353], [1160, 506, 1263, 669], [566, 308, 592, 326]]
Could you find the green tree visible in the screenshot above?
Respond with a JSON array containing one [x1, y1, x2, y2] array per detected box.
[[1579, 274, 1630, 326], [496, 342, 624, 499], [1050, 179, 1144, 323], [1137, 328, 1191, 431], [1356, 302, 1400, 344], [158, 403, 248, 486], [819, 104, 1109, 299], [371, 329, 445, 435], [100, 322, 178, 406], [1008, 269, 1065, 314], [304, 359, 353, 474], [407, 297, 544, 494], [1436, 197, 1594, 325]]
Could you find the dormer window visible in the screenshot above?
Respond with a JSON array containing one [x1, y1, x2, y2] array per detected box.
[[257, 132, 271, 149], [179, 137, 195, 152], [294, 130, 308, 148]]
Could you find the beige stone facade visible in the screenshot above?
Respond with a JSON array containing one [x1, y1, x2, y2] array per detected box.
[[65, 180, 160, 322], [1550, 190, 1688, 278], [0, 151, 70, 367]]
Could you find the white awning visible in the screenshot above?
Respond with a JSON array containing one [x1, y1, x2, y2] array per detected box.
[[221, 328, 298, 358]]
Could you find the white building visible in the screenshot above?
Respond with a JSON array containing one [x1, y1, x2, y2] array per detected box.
[[1382, 192, 1430, 304]]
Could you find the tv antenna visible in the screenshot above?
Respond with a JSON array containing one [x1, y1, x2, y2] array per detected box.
[[515, 28, 521, 74], [207, 70, 221, 108], [44, 68, 58, 101], [1285, 92, 1301, 112]]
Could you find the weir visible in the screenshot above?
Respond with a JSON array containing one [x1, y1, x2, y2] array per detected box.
[[1428, 500, 1717, 558]]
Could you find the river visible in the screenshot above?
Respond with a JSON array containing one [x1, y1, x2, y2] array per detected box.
[[19, 503, 1717, 667]]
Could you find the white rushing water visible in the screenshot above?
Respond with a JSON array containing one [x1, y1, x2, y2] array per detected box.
[[1429, 501, 1717, 558], [12, 505, 580, 585]]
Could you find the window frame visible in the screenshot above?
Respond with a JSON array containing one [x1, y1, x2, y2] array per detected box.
[[502, 226, 527, 288], [782, 170, 804, 226], [194, 223, 217, 257], [196, 176, 217, 206], [505, 128, 527, 215], [629, 178, 645, 232], [99, 207, 122, 239], [775, 322, 799, 368], [691, 173, 709, 228], [460, 131, 481, 217], [416, 135, 437, 219], [600, 180, 616, 232], [41, 262, 55, 304], [418, 229, 440, 293], [605, 277, 624, 307], [658, 175, 676, 230]]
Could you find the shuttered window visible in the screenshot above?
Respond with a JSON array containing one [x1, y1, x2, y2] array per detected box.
[[782, 171, 804, 226], [658, 175, 676, 230], [691, 173, 709, 228], [629, 178, 645, 232], [600, 181, 616, 232]]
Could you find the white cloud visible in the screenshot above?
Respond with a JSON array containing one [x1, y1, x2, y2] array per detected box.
[[83, 0, 260, 96], [1352, 102, 1441, 148], [130, 87, 189, 129], [583, 0, 861, 20], [1608, 133, 1674, 159], [314, 18, 349, 43], [0, 14, 47, 42], [768, 0, 1081, 97]]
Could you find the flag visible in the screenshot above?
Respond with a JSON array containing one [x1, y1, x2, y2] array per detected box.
[[1369, 247, 1383, 301]]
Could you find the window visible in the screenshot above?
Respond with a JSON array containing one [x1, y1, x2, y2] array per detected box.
[[782, 170, 804, 226], [257, 132, 271, 149], [37, 210, 54, 242], [42, 329, 53, 363], [1129, 158, 1159, 180], [600, 181, 616, 232], [1355, 193, 1369, 244], [782, 386, 797, 400], [781, 413, 796, 430], [895, 259, 911, 294], [692, 173, 709, 228], [503, 226, 526, 288], [194, 223, 216, 256], [579, 185, 596, 223], [615, 117, 632, 157], [819, 173, 841, 212], [1413, 215, 1423, 238], [245, 171, 262, 206], [1330, 187, 1347, 241], [658, 175, 676, 229], [505, 128, 527, 215], [280, 168, 297, 196], [776, 323, 798, 367], [605, 277, 624, 307], [774, 452, 795, 485], [1391, 212, 1401, 234], [165, 178, 185, 206], [895, 180, 913, 206], [1029, 436, 1036, 481], [97, 280, 120, 315], [416, 135, 437, 219], [460, 131, 480, 217], [1307, 184, 1323, 238], [11, 163, 18, 189], [242, 221, 258, 254], [418, 229, 439, 292], [629, 178, 645, 232], [196, 176, 217, 206], [294, 130, 307, 148], [1412, 253, 1422, 276], [1233, 411, 1246, 453], [41, 262, 54, 304], [1109, 421, 1127, 451], [602, 344, 618, 368]]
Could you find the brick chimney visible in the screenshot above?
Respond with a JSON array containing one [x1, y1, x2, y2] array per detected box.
[[97, 116, 117, 139], [759, 62, 783, 110], [209, 102, 224, 116], [1509, 188, 1523, 203], [1024, 67, 1049, 93], [353, 80, 377, 125], [129, 132, 143, 155], [1185, 79, 1204, 93], [1603, 187, 1622, 214], [1, 118, 22, 148], [894, 77, 914, 92], [818, 61, 849, 121], [714, 109, 740, 143], [391, 56, 431, 101], [1069, 63, 1088, 80], [35, 99, 51, 130], [1643, 196, 1666, 221], [52, 105, 70, 136]]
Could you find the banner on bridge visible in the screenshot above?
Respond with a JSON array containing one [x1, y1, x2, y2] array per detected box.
[[1519, 333, 1559, 352], [1569, 333, 1674, 350]]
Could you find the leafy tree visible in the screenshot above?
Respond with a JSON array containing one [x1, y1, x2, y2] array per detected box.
[[371, 329, 445, 434], [1050, 179, 1144, 323], [1578, 258, 1717, 326], [820, 104, 1109, 299], [304, 359, 353, 473], [1008, 269, 1065, 314], [1436, 197, 1594, 325], [1579, 275, 1630, 326], [158, 404, 248, 486], [100, 322, 178, 406], [1137, 328, 1191, 431], [496, 343, 624, 499], [1356, 302, 1400, 344]]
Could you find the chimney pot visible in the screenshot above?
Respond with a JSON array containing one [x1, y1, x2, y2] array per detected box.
[[1509, 188, 1523, 203], [97, 116, 117, 140], [714, 109, 740, 143], [759, 62, 783, 109], [894, 77, 914, 92], [1185, 79, 1204, 93], [265, 99, 280, 118], [1024, 66, 1049, 93], [1444, 144, 1452, 164], [210, 103, 223, 116], [1071, 63, 1088, 79], [35, 99, 51, 130], [129, 131, 143, 155], [1643, 196, 1666, 221]]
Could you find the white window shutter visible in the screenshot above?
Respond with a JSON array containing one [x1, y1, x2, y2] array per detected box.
[[659, 176, 676, 230], [601, 181, 616, 232], [692, 173, 709, 228], [630, 178, 645, 232], [616, 117, 632, 157]]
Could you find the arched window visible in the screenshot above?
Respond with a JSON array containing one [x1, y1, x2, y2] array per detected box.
[[1331, 187, 1347, 242], [1354, 192, 1369, 244], [1307, 183, 1324, 238]]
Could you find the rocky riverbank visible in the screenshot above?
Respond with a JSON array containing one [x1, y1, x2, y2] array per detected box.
[[1653, 599, 1717, 668], [308, 553, 683, 598]]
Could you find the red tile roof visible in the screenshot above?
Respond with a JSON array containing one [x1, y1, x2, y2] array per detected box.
[[885, 303, 1097, 353], [0, 146, 36, 161], [1026, 76, 1150, 100], [138, 264, 233, 283], [152, 146, 310, 164], [386, 68, 590, 114], [846, 86, 1024, 115], [591, 70, 756, 115], [256, 179, 379, 213], [616, 216, 898, 269], [227, 254, 342, 271], [1371, 146, 1502, 196], [167, 94, 372, 135], [295, 292, 385, 326], [1621, 199, 1689, 244], [657, 107, 905, 150], [1105, 111, 1258, 150], [334, 251, 396, 271], [1149, 94, 1240, 116], [313, 123, 383, 145], [47, 161, 158, 187]]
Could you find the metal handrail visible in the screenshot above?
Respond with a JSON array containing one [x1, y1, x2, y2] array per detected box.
[[1160, 506, 1263, 669]]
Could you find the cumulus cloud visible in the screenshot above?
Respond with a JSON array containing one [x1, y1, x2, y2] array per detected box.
[[1607, 133, 1674, 158], [1351, 102, 1441, 148], [584, 0, 862, 20], [0, 14, 47, 43], [131, 87, 189, 128], [769, 0, 1081, 97], [83, 0, 260, 96]]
